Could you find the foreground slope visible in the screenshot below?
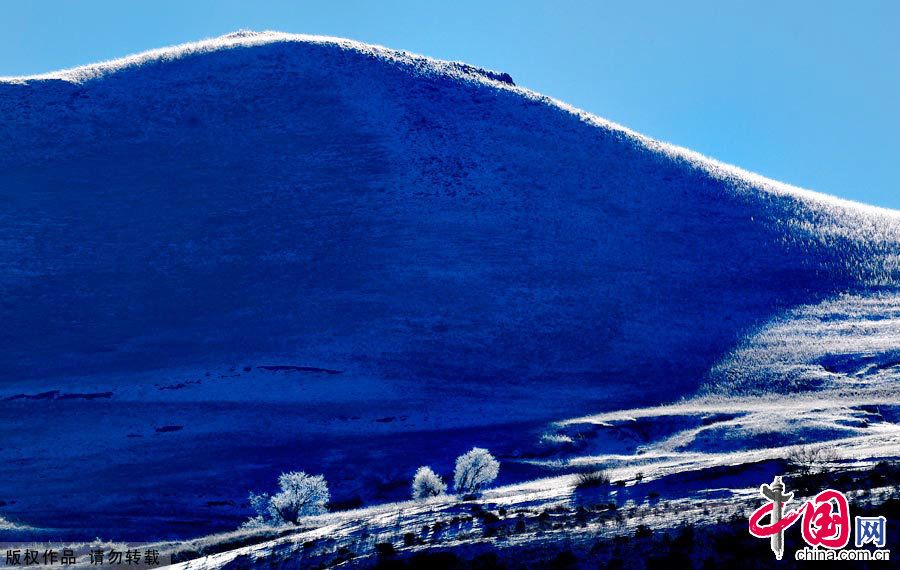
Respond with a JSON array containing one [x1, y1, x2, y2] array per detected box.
[[0, 31, 897, 539]]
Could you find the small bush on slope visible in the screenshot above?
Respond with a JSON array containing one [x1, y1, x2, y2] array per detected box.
[[575, 470, 610, 489], [411, 466, 447, 500], [453, 448, 499, 494], [788, 445, 838, 478]]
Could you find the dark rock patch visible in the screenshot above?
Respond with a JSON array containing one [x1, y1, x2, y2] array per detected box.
[[4, 390, 60, 401], [58, 391, 113, 400], [257, 365, 343, 374], [4, 390, 112, 401], [205, 500, 236, 507], [157, 380, 201, 391]]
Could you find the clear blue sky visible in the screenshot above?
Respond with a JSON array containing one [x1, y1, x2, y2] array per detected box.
[[3, 1, 898, 209]]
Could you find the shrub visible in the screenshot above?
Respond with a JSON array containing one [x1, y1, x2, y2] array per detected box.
[[575, 470, 610, 489], [411, 466, 447, 500], [788, 445, 838, 478], [453, 447, 500, 493], [238, 515, 269, 531], [248, 491, 270, 517], [249, 471, 330, 525], [374, 543, 396, 557], [872, 460, 900, 486]]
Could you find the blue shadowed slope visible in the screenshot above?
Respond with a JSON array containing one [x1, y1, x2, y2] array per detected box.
[[0, 32, 897, 539]]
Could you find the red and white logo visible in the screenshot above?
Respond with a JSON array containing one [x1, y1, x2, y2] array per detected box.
[[749, 476, 851, 559]]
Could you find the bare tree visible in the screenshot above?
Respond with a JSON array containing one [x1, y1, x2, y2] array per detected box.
[[788, 445, 839, 478]]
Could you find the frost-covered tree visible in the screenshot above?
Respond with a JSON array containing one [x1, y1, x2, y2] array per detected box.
[[411, 466, 447, 500], [269, 471, 330, 523], [453, 447, 499, 494], [248, 471, 330, 526]]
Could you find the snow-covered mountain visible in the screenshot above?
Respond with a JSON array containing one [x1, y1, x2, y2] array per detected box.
[[0, 31, 897, 541]]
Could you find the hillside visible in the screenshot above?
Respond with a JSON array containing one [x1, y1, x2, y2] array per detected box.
[[0, 31, 897, 541]]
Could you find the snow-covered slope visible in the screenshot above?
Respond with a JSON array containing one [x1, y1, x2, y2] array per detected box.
[[0, 31, 897, 540]]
